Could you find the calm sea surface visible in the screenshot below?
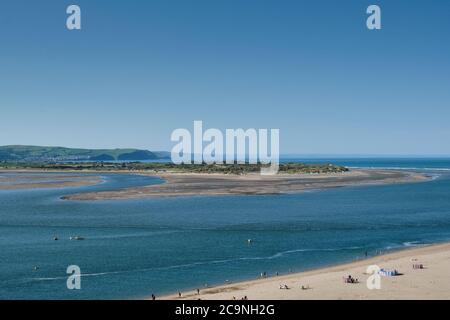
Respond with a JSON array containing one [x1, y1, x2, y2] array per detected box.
[[1, 158, 450, 299]]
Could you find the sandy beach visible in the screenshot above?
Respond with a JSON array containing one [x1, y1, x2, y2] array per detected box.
[[63, 169, 428, 200], [162, 242, 450, 300]]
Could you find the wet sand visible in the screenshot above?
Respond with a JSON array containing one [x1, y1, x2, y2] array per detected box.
[[162, 242, 450, 300], [0, 173, 102, 190], [63, 169, 428, 200]]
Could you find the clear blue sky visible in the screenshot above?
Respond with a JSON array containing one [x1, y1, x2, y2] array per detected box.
[[1, 0, 449, 155]]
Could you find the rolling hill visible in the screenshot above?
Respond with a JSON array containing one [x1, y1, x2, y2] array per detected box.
[[0, 145, 170, 162]]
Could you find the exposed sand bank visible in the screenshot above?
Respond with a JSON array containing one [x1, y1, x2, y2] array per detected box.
[[162, 242, 450, 300], [63, 169, 429, 200], [0, 173, 102, 190]]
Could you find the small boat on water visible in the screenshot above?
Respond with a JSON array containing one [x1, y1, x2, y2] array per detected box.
[[70, 236, 85, 241]]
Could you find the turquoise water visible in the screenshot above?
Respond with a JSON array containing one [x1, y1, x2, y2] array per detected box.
[[1, 159, 450, 299]]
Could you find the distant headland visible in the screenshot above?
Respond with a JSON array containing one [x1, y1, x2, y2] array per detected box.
[[0, 145, 170, 162]]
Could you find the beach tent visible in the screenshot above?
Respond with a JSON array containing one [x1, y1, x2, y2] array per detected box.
[[378, 268, 399, 276]]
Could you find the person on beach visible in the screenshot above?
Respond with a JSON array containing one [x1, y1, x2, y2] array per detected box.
[[178, 291, 182, 298], [151, 294, 156, 300], [197, 288, 200, 295]]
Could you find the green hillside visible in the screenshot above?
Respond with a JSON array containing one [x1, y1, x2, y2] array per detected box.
[[0, 145, 170, 161]]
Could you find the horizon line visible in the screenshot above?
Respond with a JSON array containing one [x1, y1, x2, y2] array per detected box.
[[2, 145, 450, 158]]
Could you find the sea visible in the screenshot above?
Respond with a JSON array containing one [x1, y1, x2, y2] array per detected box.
[[0, 158, 449, 299]]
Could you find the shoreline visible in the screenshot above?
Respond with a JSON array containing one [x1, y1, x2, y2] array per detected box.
[[160, 242, 450, 300], [61, 169, 429, 201]]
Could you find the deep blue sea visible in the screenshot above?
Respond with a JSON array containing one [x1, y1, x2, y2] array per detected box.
[[1, 158, 450, 299]]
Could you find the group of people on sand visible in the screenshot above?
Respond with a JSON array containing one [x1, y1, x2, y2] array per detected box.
[[232, 296, 248, 300], [279, 283, 310, 290], [344, 275, 359, 283]]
